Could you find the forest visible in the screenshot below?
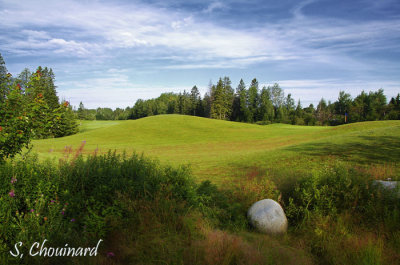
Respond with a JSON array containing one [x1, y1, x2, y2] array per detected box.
[[78, 77, 400, 126]]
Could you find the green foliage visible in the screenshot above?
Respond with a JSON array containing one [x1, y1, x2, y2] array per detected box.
[[0, 56, 78, 161], [285, 164, 400, 227], [0, 78, 33, 161], [0, 152, 201, 264]]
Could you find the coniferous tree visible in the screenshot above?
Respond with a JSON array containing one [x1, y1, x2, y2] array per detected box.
[[237, 79, 250, 122], [294, 100, 305, 125], [77, 101, 86, 120], [259, 86, 274, 122], [52, 101, 78, 137], [210, 79, 227, 119], [43, 68, 60, 110], [190, 85, 200, 116], [223, 77, 235, 120], [247, 78, 259, 122]]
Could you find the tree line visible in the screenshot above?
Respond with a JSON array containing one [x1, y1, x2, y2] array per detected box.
[[77, 77, 400, 125], [0, 53, 78, 160]]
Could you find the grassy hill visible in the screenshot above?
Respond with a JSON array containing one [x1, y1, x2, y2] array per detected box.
[[6, 115, 399, 264], [31, 114, 400, 183]]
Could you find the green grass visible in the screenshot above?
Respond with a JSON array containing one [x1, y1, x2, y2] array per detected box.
[[8, 114, 400, 264], [30, 115, 400, 183]]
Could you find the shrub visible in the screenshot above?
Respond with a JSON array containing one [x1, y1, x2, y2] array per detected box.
[[0, 151, 199, 264], [285, 164, 400, 227]]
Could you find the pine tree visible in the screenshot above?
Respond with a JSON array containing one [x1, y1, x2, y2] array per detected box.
[[77, 101, 86, 120], [210, 78, 232, 120], [236, 79, 250, 122], [44, 68, 60, 110], [247, 78, 259, 122], [190, 85, 200, 116]]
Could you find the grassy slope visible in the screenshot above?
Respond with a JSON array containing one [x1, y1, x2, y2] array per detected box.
[[30, 115, 400, 184]]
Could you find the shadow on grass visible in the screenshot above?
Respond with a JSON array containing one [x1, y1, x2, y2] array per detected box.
[[286, 136, 400, 165]]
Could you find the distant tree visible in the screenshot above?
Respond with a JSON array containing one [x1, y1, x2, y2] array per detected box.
[[237, 79, 250, 122], [387, 94, 400, 120], [223, 77, 234, 119], [316, 98, 329, 125], [17, 68, 31, 91], [43, 68, 60, 110], [269, 83, 285, 109], [352, 91, 369, 122], [368, 89, 386, 120], [294, 100, 305, 125], [202, 92, 212, 118], [303, 104, 316, 125], [210, 79, 227, 119], [77, 101, 86, 120], [178, 91, 191, 115], [247, 78, 259, 122], [52, 101, 78, 137], [210, 77, 233, 120], [258, 86, 274, 122], [190, 86, 200, 116]]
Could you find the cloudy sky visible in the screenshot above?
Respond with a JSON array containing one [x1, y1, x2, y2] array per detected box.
[[1, 0, 399, 108]]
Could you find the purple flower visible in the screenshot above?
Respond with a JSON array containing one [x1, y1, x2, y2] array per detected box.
[[8, 190, 15, 197], [11, 177, 17, 184], [51, 200, 55, 203], [107, 252, 115, 257], [61, 211, 65, 215], [30, 209, 34, 213], [70, 218, 75, 222]]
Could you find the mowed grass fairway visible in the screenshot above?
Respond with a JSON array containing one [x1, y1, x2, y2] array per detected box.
[[30, 114, 400, 184]]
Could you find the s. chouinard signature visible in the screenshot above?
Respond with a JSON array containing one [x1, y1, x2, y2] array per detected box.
[[10, 239, 103, 258]]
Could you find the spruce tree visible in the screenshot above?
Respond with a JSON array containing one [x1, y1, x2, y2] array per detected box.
[[190, 86, 200, 116], [247, 78, 259, 122], [44, 68, 60, 110]]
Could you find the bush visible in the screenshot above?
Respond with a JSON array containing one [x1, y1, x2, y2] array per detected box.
[[285, 164, 400, 226], [0, 152, 199, 264]]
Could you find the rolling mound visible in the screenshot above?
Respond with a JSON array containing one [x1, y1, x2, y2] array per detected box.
[[31, 115, 400, 182]]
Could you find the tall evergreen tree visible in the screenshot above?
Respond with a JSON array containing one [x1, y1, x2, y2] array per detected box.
[[77, 101, 86, 120], [259, 86, 274, 122], [210, 78, 233, 120], [236, 79, 250, 122], [44, 68, 60, 110], [247, 78, 259, 122], [190, 85, 200, 116]]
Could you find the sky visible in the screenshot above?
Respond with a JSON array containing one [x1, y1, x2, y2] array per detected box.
[[0, 0, 399, 109]]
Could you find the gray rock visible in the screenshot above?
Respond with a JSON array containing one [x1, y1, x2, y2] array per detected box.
[[247, 199, 288, 235], [373, 180, 400, 197]]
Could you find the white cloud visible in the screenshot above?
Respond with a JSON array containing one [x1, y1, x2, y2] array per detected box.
[[203, 1, 227, 14], [1, 0, 399, 109]]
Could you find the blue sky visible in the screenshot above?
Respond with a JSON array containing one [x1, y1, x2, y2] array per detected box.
[[0, 0, 399, 108]]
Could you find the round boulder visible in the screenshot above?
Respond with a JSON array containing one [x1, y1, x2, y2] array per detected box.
[[247, 199, 288, 235]]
